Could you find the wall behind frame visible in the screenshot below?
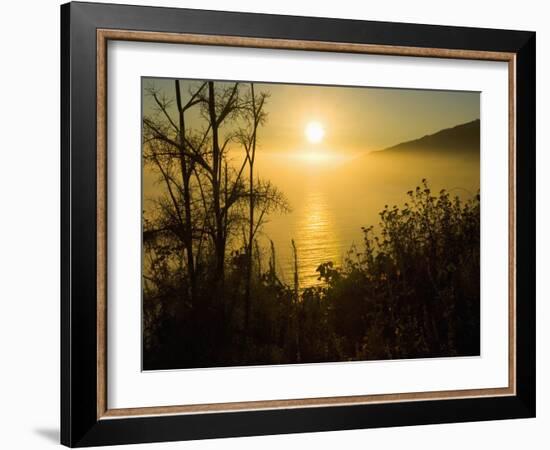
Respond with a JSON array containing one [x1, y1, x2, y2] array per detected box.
[[0, 0, 546, 449]]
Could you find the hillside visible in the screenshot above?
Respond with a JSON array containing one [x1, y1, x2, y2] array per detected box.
[[370, 119, 480, 157]]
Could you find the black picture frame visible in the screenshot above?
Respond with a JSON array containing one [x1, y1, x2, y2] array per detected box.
[[61, 1, 536, 447]]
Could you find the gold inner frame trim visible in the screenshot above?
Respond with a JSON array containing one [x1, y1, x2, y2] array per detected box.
[[96, 28, 517, 420]]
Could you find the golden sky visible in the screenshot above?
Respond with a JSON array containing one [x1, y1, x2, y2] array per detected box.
[[143, 78, 479, 155]]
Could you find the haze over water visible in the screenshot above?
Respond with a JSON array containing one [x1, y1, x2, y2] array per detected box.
[[255, 150, 479, 289]]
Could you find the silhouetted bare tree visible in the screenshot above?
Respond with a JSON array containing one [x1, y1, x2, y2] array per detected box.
[[142, 80, 289, 360]]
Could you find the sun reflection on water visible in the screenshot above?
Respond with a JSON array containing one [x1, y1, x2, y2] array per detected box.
[[291, 182, 342, 289]]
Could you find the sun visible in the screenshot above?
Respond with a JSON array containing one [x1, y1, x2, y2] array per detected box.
[[305, 121, 325, 144]]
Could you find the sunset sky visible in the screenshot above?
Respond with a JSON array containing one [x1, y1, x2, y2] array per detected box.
[[142, 78, 480, 156]]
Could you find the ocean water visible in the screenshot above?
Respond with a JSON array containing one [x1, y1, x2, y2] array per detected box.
[[256, 152, 479, 289], [143, 148, 480, 289]]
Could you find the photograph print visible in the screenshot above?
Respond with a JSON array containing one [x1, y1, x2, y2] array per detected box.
[[141, 78, 481, 371]]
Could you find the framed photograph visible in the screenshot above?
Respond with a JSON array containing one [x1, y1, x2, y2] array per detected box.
[[61, 1, 536, 447]]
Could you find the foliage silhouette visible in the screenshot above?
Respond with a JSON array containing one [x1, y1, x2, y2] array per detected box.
[[143, 178, 480, 369]]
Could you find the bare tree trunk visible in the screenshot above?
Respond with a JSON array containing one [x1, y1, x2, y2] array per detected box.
[[207, 81, 226, 282], [244, 84, 258, 337], [254, 240, 262, 279], [269, 240, 276, 282], [291, 239, 301, 363], [174, 80, 197, 304]]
